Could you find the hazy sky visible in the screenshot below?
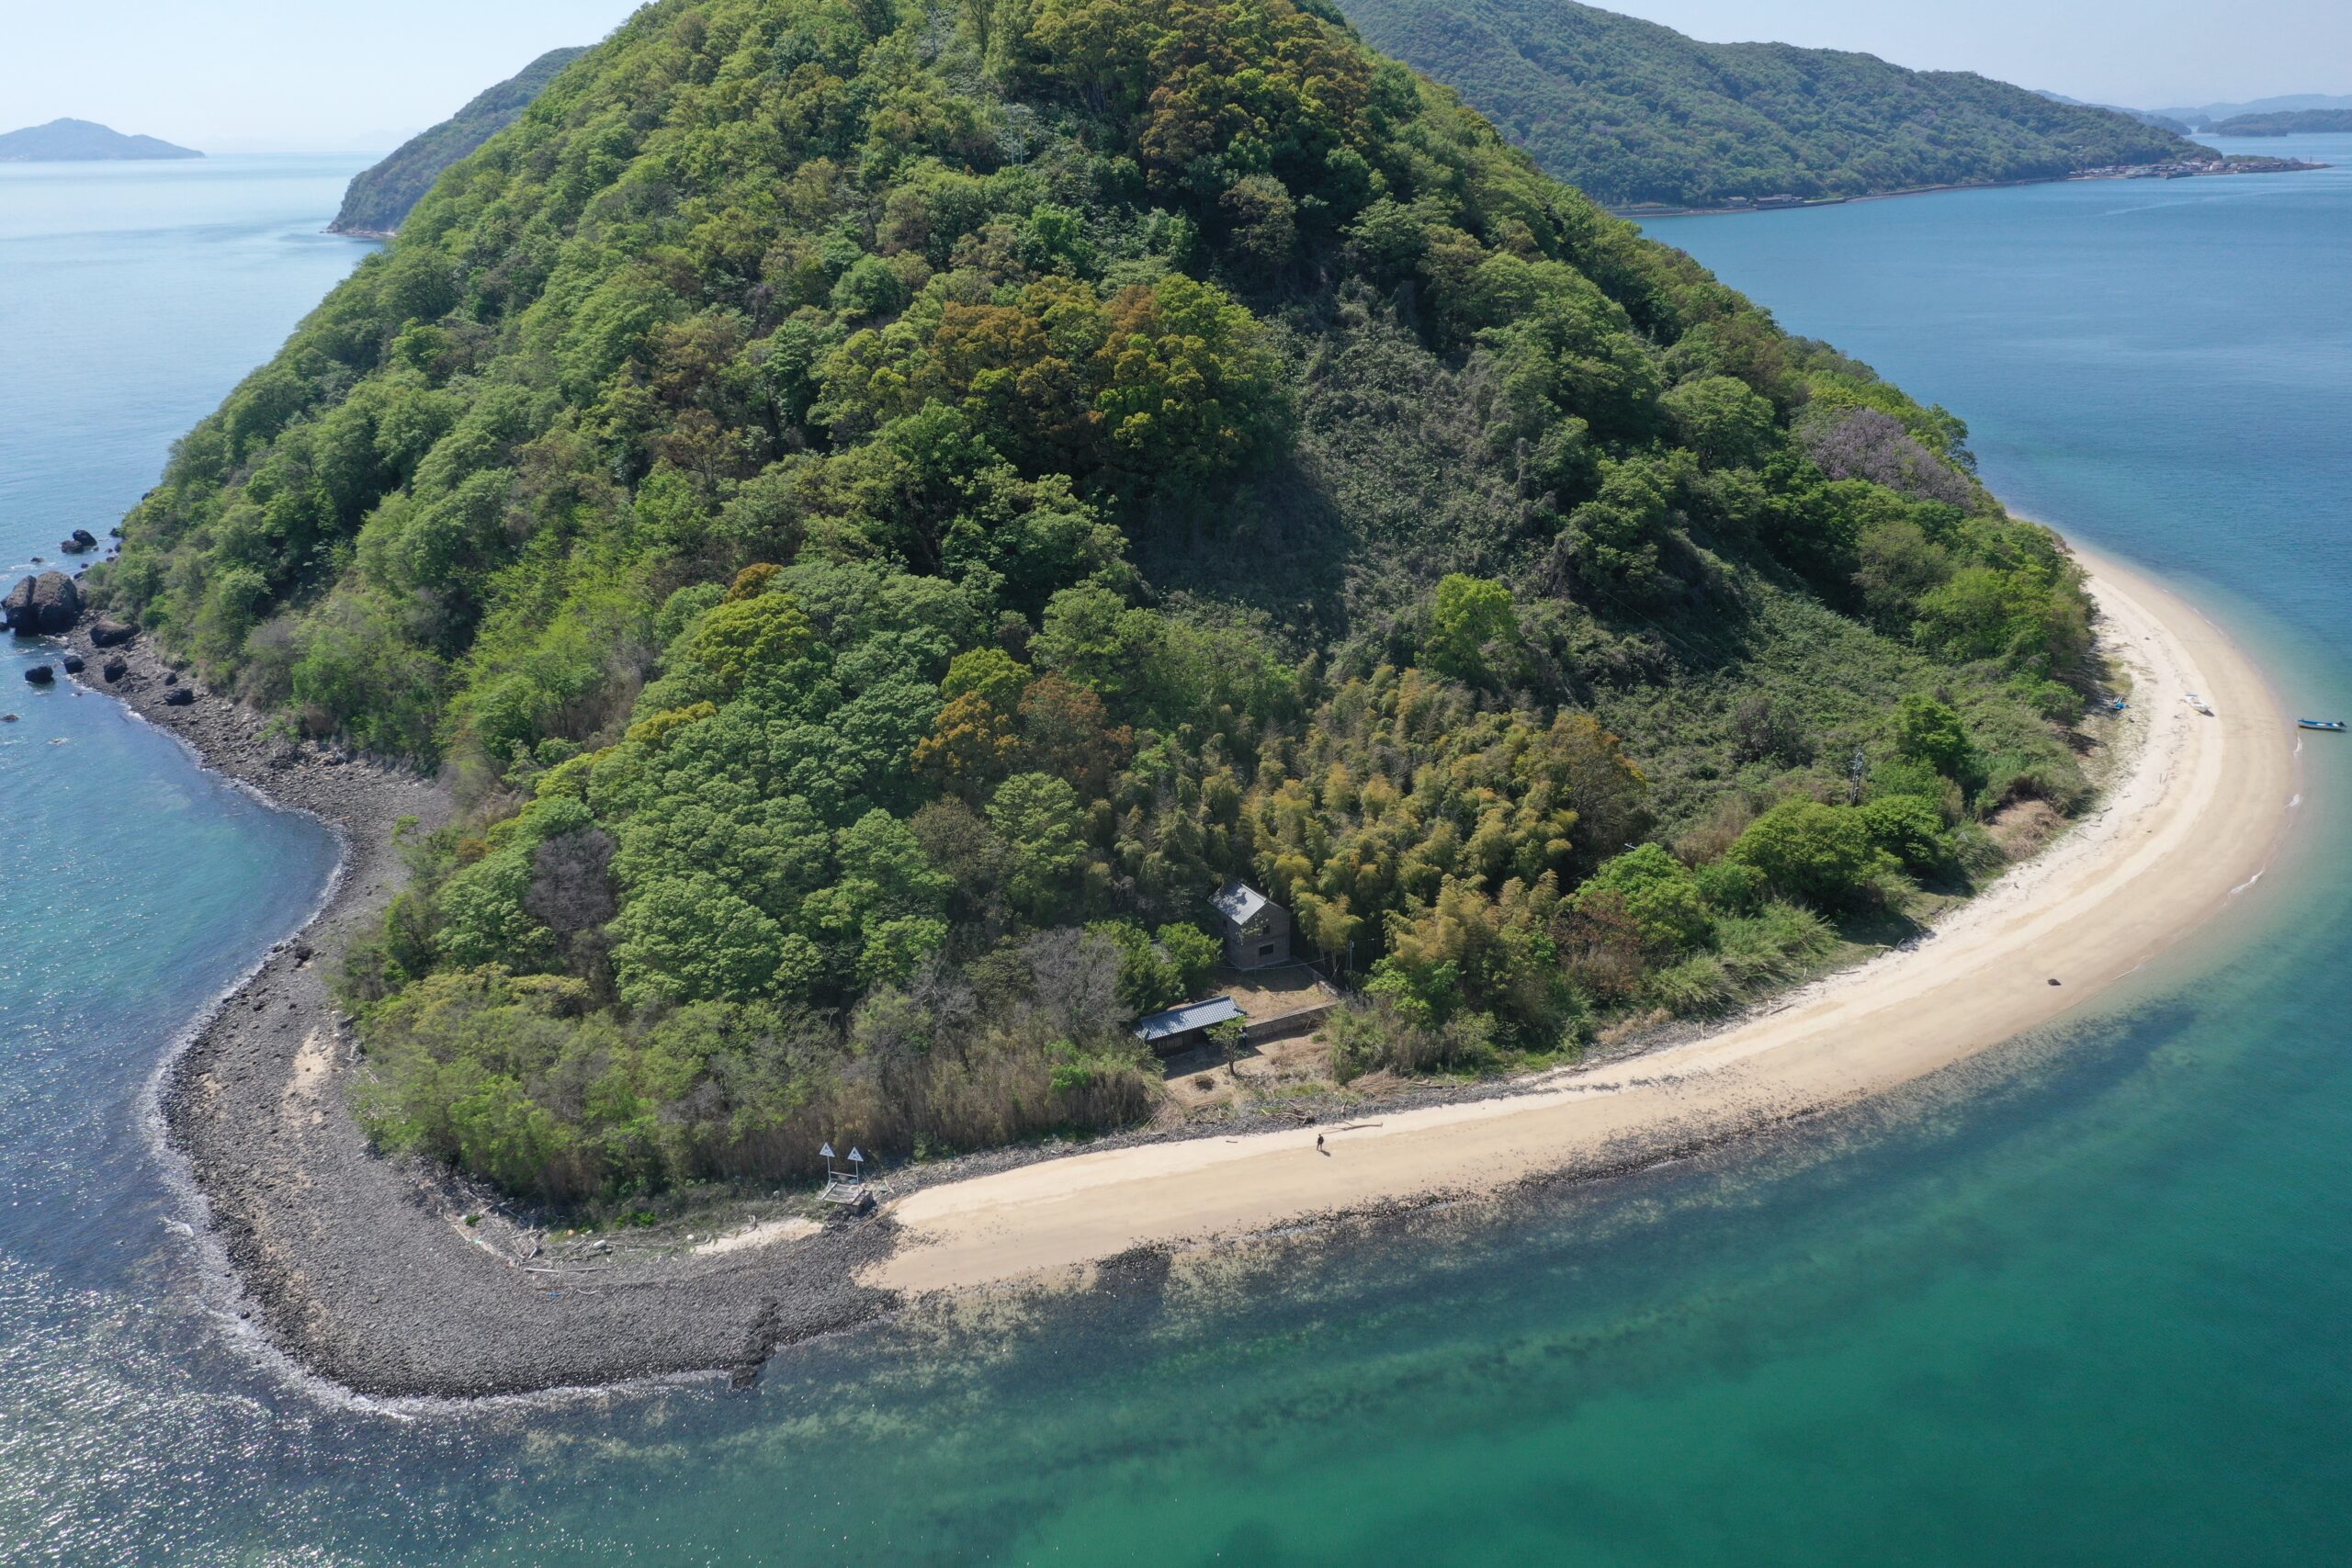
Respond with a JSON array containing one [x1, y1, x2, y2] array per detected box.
[[6, 0, 2347, 152], [1593, 0, 2350, 110], [7, 3, 643, 152]]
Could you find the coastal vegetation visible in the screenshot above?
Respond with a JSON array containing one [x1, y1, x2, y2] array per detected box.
[[1332, 0, 2208, 208], [90, 0, 2098, 1201], [330, 48, 591, 238]]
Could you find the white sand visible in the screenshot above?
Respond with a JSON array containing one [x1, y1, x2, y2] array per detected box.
[[692, 1216, 821, 1256], [865, 548, 2298, 1294]]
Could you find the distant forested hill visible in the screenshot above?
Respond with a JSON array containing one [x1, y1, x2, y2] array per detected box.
[[2036, 91, 2189, 136], [0, 118, 199, 162], [2157, 93, 2352, 130], [2212, 109, 2352, 136], [329, 48, 588, 235], [1336, 0, 2200, 208]]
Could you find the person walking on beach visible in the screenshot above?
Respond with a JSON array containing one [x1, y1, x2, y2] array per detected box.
[[1317, 1134, 1327, 1156]]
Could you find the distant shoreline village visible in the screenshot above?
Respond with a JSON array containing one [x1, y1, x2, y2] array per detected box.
[[1620, 153, 2325, 218]]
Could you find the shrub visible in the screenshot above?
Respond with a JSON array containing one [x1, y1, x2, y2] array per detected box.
[[1577, 844, 1712, 953], [1892, 693, 1980, 784], [1694, 857, 1767, 914], [1728, 799, 1892, 907], [1860, 794, 1951, 874]]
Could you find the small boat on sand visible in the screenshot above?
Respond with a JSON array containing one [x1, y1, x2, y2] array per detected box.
[[2184, 693, 2214, 716], [2297, 718, 2346, 733]]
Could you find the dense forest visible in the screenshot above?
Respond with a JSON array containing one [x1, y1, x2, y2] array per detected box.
[[330, 48, 589, 236], [94, 0, 2098, 1201], [1336, 0, 2200, 208]]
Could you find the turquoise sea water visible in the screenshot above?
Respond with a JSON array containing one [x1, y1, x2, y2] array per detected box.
[[3, 146, 2349, 1564]]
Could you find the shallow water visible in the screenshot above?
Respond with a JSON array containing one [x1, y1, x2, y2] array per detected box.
[[2, 148, 2349, 1563]]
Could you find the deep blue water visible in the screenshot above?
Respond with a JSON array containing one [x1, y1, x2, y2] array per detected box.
[[0, 145, 2348, 1564]]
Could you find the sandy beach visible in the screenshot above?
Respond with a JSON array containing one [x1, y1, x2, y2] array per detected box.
[[866, 547, 2301, 1296]]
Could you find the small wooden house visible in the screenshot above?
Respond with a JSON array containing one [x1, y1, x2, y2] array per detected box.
[[1210, 882, 1291, 971]]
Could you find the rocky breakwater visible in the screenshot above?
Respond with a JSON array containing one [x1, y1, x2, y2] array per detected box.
[[5, 570, 82, 636]]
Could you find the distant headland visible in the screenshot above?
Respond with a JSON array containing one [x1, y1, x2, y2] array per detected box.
[[0, 118, 201, 162], [328, 47, 584, 237]]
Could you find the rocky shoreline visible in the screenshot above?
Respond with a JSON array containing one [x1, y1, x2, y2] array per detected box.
[[74, 630, 902, 1399]]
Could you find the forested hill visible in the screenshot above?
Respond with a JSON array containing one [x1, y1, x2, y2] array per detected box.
[[95, 0, 2098, 1201], [0, 118, 199, 162], [1336, 0, 2199, 208], [2212, 109, 2352, 136], [329, 48, 589, 236]]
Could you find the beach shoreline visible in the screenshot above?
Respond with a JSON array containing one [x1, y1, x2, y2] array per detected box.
[[863, 546, 2301, 1296], [76, 538, 2299, 1397]]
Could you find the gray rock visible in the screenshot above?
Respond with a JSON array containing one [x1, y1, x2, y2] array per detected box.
[[23, 664, 55, 686], [101, 657, 127, 682], [87, 618, 133, 648], [20, 571, 81, 635], [60, 654, 85, 675], [163, 686, 195, 706], [1, 577, 29, 635]]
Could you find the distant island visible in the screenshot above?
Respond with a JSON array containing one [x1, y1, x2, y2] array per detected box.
[[2154, 93, 2352, 131], [1333, 0, 2309, 209], [0, 118, 200, 162], [2035, 90, 2192, 136], [328, 47, 585, 237], [2211, 109, 2352, 136]]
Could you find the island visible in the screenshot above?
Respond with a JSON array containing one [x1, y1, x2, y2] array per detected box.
[[328, 47, 586, 237], [2211, 109, 2352, 136], [1331, 0, 2315, 210], [0, 118, 200, 162], [2154, 93, 2352, 131], [69, 0, 2297, 1397]]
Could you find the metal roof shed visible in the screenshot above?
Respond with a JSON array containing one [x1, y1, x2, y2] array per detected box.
[[1133, 995, 1245, 1052]]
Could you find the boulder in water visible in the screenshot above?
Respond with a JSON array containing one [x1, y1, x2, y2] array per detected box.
[[4, 575, 79, 635], [23, 664, 55, 686]]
